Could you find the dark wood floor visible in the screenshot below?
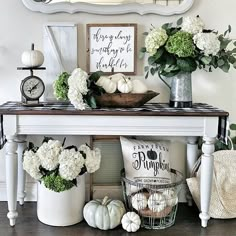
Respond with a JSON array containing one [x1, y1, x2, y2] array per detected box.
[[1, 202, 236, 236]]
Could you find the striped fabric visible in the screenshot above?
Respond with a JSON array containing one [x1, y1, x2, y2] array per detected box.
[[0, 101, 229, 114]]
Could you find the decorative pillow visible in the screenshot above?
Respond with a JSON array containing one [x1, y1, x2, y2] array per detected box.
[[120, 137, 171, 186]]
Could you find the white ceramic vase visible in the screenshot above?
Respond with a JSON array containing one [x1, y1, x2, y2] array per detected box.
[[37, 175, 85, 226]]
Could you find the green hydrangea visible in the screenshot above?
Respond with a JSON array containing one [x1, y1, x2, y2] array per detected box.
[[165, 31, 195, 58], [42, 173, 75, 192], [53, 72, 70, 101]]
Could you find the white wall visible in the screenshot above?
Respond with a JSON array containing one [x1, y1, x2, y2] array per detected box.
[[1, 0, 236, 199]]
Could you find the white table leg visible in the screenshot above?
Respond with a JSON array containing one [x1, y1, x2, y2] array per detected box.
[[199, 136, 215, 228], [186, 136, 199, 206], [6, 135, 18, 226], [16, 135, 27, 205]]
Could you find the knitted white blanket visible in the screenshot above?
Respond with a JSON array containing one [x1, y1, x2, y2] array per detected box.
[[187, 150, 236, 219]]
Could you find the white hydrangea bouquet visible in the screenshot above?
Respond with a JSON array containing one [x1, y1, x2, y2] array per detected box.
[[67, 68, 90, 110], [140, 15, 236, 78], [23, 137, 101, 192], [53, 68, 104, 110]]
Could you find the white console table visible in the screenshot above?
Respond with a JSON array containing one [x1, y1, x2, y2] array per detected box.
[[0, 102, 228, 228]]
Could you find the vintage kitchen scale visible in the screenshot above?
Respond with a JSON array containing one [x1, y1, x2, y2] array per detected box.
[[17, 44, 46, 106]]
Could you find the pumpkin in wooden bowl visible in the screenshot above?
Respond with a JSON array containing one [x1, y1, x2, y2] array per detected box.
[[93, 73, 159, 108]]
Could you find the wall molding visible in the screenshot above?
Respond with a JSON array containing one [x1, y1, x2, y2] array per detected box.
[[0, 182, 91, 202], [0, 181, 187, 202], [0, 181, 37, 202]]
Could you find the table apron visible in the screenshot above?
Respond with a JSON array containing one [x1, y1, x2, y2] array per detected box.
[[4, 115, 219, 137]]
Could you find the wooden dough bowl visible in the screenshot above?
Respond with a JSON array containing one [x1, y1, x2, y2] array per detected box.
[[95, 91, 159, 108]]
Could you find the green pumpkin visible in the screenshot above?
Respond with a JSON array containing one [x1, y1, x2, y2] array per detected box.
[[83, 196, 126, 230]]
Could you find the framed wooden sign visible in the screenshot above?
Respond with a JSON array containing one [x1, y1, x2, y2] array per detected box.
[[87, 23, 137, 75]]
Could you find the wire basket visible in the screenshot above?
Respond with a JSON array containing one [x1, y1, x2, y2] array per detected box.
[[121, 169, 183, 230]]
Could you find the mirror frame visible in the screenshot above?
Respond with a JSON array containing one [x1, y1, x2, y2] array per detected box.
[[22, 0, 194, 15]]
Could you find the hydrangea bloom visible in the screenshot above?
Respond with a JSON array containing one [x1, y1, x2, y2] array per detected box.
[[37, 140, 62, 171], [68, 68, 89, 110], [22, 138, 102, 192], [165, 31, 195, 57], [193, 32, 221, 56], [68, 68, 89, 95], [145, 28, 168, 56], [53, 72, 70, 101], [68, 87, 87, 110], [23, 150, 42, 180], [85, 148, 101, 173], [79, 144, 91, 155], [59, 149, 85, 181], [143, 16, 236, 77], [182, 16, 204, 35]]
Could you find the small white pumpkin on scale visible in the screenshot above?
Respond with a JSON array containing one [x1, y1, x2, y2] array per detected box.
[[117, 77, 133, 93], [21, 43, 44, 68]]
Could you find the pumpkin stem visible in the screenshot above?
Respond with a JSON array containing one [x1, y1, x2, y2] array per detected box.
[[102, 196, 109, 206], [31, 43, 35, 51]]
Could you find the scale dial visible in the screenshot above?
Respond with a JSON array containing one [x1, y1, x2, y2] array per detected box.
[[21, 76, 45, 101]]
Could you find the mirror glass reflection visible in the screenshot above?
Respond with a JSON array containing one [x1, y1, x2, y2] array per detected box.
[[33, 0, 183, 5]]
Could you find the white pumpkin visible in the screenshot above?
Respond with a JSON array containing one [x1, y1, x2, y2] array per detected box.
[[117, 77, 133, 93], [102, 78, 117, 93], [121, 212, 141, 233], [131, 193, 148, 211], [131, 79, 148, 93], [21, 44, 44, 67], [83, 196, 126, 230], [162, 189, 178, 207], [96, 76, 108, 87], [147, 193, 166, 212], [110, 73, 126, 83]]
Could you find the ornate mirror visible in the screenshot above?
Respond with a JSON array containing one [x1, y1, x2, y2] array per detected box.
[[22, 0, 194, 15]]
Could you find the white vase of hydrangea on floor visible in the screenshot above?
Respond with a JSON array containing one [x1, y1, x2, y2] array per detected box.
[[37, 175, 86, 226], [23, 138, 101, 226]]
